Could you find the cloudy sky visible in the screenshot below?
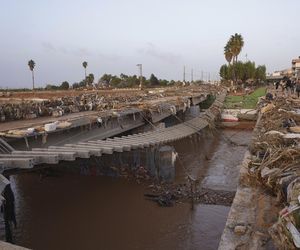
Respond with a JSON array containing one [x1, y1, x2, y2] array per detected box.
[[0, 0, 299, 88]]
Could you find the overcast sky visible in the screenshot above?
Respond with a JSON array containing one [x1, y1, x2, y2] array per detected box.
[[0, 0, 299, 88]]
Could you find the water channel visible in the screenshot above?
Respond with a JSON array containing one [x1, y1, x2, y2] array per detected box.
[[0, 125, 253, 250]]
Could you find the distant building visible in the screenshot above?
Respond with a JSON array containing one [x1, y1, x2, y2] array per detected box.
[[271, 71, 282, 77], [267, 68, 293, 81], [267, 57, 300, 82], [292, 56, 300, 79]]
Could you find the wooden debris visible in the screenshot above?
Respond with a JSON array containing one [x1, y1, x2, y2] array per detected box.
[[248, 95, 300, 249]]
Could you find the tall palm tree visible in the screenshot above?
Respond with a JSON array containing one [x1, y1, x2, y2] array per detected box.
[[224, 33, 244, 84], [28, 60, 36, 90], [224, 44, 233, 65], [82, 61, 88, 87], [229, 33, 244, 64], [224, 43, 234, 84]]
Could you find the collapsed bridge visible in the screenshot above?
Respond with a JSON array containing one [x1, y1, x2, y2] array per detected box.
[[0, 92, 225, 170], [0, 88, 227, 249], [0, 88, 226, 206]]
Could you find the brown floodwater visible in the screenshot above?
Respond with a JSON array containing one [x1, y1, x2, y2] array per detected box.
[[0, 127, 253, 250]]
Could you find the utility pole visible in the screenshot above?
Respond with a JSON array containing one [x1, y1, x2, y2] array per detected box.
[[136, 64, 143, 89], [183, 66, 186, 83], [208, 72, 211, 83], [201, 70, 203, 82], [191, 68, 194, 83]]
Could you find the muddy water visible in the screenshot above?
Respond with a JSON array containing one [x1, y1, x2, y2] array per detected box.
[[1, 127, 253, 250]]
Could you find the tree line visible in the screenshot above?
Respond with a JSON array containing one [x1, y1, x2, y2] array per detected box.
[[71, 73, 174, 89], [27, 59, 176, 90], [219, 61, 266, 82]]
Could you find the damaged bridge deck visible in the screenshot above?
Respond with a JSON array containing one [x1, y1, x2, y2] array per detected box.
[[0, 92, 225, 170], [0, 86, 212, 140]]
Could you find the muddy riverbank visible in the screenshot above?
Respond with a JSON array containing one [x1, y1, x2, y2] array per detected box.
[[0, 127, 253, 250]]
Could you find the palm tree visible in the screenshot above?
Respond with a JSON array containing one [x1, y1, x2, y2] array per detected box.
[[224, 44, 233, 65], [28, 60, 36, 90], [224, 43, 233, 85], [224, 33, 244, 84], [229, 33, 244, 64], [82, 61, 88, 87]]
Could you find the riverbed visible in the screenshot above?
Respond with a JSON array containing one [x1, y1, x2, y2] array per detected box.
[[1, 127, 253, 250]]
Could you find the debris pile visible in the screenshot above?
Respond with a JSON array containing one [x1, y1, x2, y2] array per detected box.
[[0, 93, 141, 122], [247, 95, 300, 249], [145, 183, 235, 207], [0, 85, 222, 123]]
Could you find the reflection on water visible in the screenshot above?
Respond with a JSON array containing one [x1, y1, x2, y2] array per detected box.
[[0, 127, 253, 250]]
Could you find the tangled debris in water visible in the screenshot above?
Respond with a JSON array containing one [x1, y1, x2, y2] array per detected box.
[[145, 183, 235, 207]]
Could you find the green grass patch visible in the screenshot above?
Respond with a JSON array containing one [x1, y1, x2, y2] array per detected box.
[[224, 87, 267, 109]]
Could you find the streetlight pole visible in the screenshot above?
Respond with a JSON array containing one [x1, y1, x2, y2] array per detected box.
[[137, 64, 143, 89]]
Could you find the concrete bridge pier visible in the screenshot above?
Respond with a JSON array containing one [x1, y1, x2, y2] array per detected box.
[[156, 146, 176, 182], [189, 105, 200, 118], [114, 145, 177, 182]]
